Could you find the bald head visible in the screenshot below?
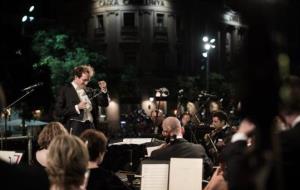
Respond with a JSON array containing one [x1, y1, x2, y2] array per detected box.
[[162, 117, 182, 136]]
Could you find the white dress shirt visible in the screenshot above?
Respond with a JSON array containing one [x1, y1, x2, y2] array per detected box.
[[72, 81, 93, 122]]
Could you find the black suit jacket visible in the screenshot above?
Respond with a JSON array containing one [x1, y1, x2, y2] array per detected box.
[[221, 140, 254, 190], [150, 138, 213, 179], [87, 167, 132, 190], [54, 83, 109, 130], [0, 160, 49, 190], [279, 122, 300, 190]]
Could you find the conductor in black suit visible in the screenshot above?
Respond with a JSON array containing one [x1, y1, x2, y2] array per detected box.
[[150, 116, 213, 179], [54, 65, 109, 136]]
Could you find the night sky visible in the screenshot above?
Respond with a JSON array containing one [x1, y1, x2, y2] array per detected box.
[[1, 0, 57, 118], [1, 0, 300, 121]]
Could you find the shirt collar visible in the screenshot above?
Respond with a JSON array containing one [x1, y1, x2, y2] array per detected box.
[[72, 81, 81, 91], [222, 124, 229, 130]]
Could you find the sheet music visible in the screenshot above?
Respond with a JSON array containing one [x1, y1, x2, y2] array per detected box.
[[146, 145, 163, 157], [109, 138, 153, 145], [141, 160, 169, 190], [123, 138, 152, 144], [0, 151, 23, 164], [12, 152, 23, 164], [169, 158, 203, 190]]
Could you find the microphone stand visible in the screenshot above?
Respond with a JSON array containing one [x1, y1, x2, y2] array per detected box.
[[1, 89, 35, 150], [153, 92, 163, 135]]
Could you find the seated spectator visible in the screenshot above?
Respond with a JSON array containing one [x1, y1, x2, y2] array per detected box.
[[33, 121, 68, 167], [46, 134, 89, 190], [0, 159, 49, 190], [80, 129, 132, 190]]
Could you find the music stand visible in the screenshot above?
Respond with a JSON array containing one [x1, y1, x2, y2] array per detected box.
[[1, 89, 35, 150]]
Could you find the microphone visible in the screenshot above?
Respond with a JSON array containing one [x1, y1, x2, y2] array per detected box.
[[22, 82, 43, 91]]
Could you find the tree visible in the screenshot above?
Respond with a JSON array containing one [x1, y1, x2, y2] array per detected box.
[[32, 30, 107, 92]]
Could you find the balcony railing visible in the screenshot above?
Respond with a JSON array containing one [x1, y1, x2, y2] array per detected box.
[[121, 26, 138, 41]]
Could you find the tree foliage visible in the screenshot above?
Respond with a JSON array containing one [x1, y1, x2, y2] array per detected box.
[[120, 65, 140, 97], [32, 30, 107, 91]]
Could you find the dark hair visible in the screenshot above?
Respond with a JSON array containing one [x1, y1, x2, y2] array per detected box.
[[212, 111, 228, 123], [80, 129, 107, 162]]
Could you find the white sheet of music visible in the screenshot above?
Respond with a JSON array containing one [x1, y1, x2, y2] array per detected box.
[[141, 161, 169, 190], [0, 150, 23, 164], [169, 158, 203, 190], [123, 138, 153, 144], [146, 145, 163, 157]]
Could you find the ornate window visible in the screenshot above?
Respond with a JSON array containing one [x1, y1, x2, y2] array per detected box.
[[124, 12, 135, 27]]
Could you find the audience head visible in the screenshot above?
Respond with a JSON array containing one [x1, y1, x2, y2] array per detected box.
[[37, 122, 68, 149], [162, 116, 182, 137], [80, 129, 107, 164], [46, 134, 89, 190], [211, 111, 228, 129]]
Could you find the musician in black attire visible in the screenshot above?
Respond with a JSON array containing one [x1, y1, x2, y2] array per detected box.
[[150, 116, 213, 179], [180, 112, 198, 143], [54, 65, 109, 136], [204, 111, 234, 164]]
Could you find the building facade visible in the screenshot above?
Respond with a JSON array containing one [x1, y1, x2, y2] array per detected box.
[[84, 0, 246, 78], [86, 0, 178, 76]]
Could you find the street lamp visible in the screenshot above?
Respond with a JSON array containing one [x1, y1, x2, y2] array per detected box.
[[29, 5, 35, 12], [21, 5, 35, 35], [202, 36, 216, 91]]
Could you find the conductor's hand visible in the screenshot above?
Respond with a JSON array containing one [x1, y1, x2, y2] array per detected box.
[[98, 80, 107, 93], [77, 101, 88, 110]]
